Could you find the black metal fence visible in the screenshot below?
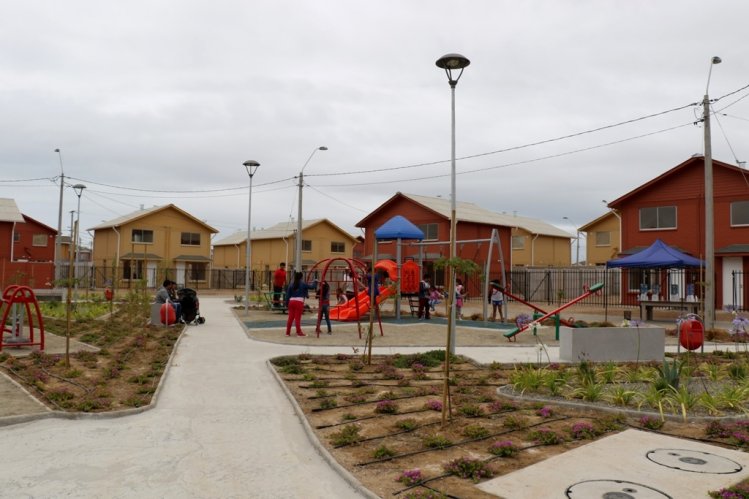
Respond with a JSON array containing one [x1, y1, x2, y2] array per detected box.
[[58, 264, 747, 312]]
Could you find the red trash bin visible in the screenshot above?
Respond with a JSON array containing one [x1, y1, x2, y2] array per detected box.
[[679, 318, 704, 351]]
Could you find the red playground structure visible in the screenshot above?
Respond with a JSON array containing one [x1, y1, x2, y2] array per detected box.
[[0, 285, 45, 352]]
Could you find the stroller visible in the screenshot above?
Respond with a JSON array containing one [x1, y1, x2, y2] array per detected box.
[[177, 288, 206, 325]]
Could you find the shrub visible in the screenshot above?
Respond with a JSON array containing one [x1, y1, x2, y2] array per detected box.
[[395, 418, 418, 432], [709, 483, 749, 498], [443, 457, 493, 482], [488, 400, 517, 413], [341, 413, 357, 422], [375, 399, 398, 414], [639, 415, 665, 430], [319, 398, 338, 410], [424, 399, 443, 411], [528, 428, 563, 445], [488, 440, 519, 457], [458, 404, 484, 417], [503, 414, 528, 429], [422, 434, 452, 449], [344, 393, 367, 404], [463, 424, 490, 439], [329, 424, 362, 446], [396, 468, 423, 485], [570, 421, 597, 440], [403, 491, 446, 499], [281, 364, 305, 375], [372, 445, 396, 459], [536, 406, 553, 418]]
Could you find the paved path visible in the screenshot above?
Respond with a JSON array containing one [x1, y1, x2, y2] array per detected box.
[[0, 297, 366, 498]]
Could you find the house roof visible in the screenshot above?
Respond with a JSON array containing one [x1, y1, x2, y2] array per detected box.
[[606, 156, 747, 208], [0, 198, 24, 223], [89, 204, 218, 233], [579, 211, 617, 232], [717, 244, 749, 254], [21, 214, 57, 233], [212, 218, 357, 247], [357, 193, 572, 238]]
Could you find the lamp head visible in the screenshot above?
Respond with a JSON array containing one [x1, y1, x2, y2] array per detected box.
[[243, 160, 260, 176], [436, 53, 470, 86], [318, 146, 328, 151], [712, 56, 722, 65], [54, 148, 60, 152], [72, 184, 86, 197]]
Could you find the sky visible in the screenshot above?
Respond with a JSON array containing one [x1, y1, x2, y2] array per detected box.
[[2, 1, 748, 257]]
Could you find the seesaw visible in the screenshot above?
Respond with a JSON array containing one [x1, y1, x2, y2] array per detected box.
[[503, 282, 604, 341]]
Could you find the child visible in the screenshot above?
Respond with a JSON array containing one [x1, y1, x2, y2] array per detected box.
[[315, 281, 332, 335], [428, 286, 442, 311], [491, 283, 505, 322], [336, 287, 348, 305], [455, 278, 465, 319]]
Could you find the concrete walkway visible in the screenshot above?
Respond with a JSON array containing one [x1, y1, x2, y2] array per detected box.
[[0, 297, 367, 498]]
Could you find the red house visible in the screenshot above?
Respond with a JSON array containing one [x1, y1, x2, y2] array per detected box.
[[356, 193, 571, 296], [607, 156, 749, 310], [0, 199, 56, 289]]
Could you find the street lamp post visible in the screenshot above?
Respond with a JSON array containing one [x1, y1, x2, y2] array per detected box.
[[72, 184, 86, 290], [296, 146, 328, 272], [54, 149, 65, 286], [704, 56, 721, 331], [243, 160, 260, 316], [436, 52, 470, 426]]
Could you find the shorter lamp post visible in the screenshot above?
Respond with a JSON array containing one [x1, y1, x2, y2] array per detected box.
[[243, 160, 260, 315], [73, 184, 86, 289]]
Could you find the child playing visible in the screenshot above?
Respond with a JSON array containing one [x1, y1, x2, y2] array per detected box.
[[455, 278, 465, 319], [428, 286, 442, 311], [336, 287, 348, 305], [490, 282, 505, 322]]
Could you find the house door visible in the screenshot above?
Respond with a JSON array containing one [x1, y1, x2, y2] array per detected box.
[[722, 257, 744, 311], [147, 262, 158, 288], [176, 262, 186, 287]]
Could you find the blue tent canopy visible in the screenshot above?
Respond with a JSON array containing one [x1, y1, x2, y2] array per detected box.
[[374, 215, 424, 240], [606, 239, 704, 268]]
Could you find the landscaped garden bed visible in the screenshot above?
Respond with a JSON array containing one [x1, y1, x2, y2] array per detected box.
[[271, 350, 749, 499]]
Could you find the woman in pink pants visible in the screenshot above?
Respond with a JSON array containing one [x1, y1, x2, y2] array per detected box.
[[285, 271, 314, 336]]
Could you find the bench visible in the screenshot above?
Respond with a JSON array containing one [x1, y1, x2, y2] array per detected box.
[[639, 300, 700, 321]]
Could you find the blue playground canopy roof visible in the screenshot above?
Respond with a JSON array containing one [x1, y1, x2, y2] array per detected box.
[[374, 215, 424, 241], [606, 239, 704, 268]]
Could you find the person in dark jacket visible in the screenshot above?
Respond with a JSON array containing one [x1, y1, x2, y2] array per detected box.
[[418, 275, 431, 320]]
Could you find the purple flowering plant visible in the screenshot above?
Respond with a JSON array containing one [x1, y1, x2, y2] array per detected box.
[[396, 468, 423, 485], [488, 440, 519, 457], [536, 406, 553, 418], [424, 399, 443, 411]]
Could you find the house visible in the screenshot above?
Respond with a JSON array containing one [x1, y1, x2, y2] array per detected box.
[[356, 193, 573, 294], [212, 219, 358, 273], [89, 204, 218, 288], [0, 199, 56, 288], [579, 211, 621, 266], [605, 156, 749, 310]]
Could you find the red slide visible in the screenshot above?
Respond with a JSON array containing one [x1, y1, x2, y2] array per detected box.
[[330, 287, 395, 321]]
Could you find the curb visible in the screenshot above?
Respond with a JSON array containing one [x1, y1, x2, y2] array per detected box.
[[267, 359, 380, 499]]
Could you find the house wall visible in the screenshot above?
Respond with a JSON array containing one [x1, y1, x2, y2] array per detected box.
[[0, 260, 54, 289], [12, 218, 55, 262], [511, 228, 571, 267], [584, 215, 621, 265], [0, 223, 14, 260]]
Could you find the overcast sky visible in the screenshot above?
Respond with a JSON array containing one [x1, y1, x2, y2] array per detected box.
[[2, 1, 748, 254]]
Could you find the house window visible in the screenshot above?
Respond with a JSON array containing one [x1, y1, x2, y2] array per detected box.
[[32, 234, 48, 247], [132, 229, 154, 243], [595, 231, 611, 246], [13, 232, 20, 243], [417, 223, 438, 241], [639, 206, 676, 230], [730, 200, 749, 226], [511, 236, 525, 250], [180, 232, 201, 245], [302, 240, 312, 251], [331, 241, 345, 253], [123, 260, 144, 280], [189, 262, 207, 281]]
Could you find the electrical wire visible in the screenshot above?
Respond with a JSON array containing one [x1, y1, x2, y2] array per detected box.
[[306, 184, 369, 214]]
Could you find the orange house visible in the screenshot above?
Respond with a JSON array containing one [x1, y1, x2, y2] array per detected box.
[[606, 156, 749, 310]]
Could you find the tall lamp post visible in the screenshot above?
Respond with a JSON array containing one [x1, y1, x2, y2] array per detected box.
[[296, 146, 327, 272], [72, 184, 86, 290], [54, 149, 65, 286], [704, 56, 721, 331], [243, 160, 260, 316], [436, 52, 470, 426]]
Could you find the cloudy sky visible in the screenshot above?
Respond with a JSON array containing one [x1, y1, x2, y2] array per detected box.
[[2, 1, 748, 254]]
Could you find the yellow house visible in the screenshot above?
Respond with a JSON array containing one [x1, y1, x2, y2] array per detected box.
[[213, 218, 358, 272], [89, 204, 218, 288], [579, 211, 621, 266], [509, 218, 574, 267]]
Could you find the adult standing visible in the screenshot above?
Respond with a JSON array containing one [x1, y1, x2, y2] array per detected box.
[[272, 262, 287, 308], [418, 275, 431, 320], [284, 271, 314, 337]]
